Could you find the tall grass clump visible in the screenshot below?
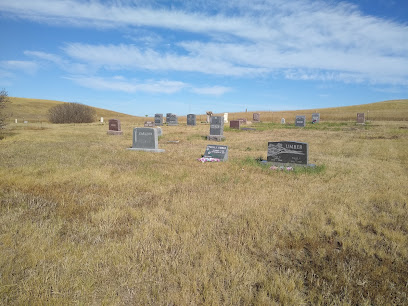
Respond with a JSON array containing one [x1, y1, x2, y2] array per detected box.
[[48, 102, 96, 123]]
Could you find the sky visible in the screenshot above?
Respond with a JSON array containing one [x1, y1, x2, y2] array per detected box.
[[0, 0, 407, 116]]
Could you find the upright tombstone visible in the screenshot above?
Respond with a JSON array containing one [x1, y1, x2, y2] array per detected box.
[[312, 113, 320, 123], [207, 116, 225, 141], [107, 119, 123, 135], [357, 113, 365, 124], [187, 114, 196, 126], [15, 119, 18, 123], [144, 121, 155, 127], [167, 114, 178, 126], [100, 117, 104, 123], [128, 127, 164, 152], [154, 114, 163, 126], [203, 144, 228, 161], [253, 113, 260, 122], [237, 118, 247, 124], [230, 120, 241, 130], [224, 113, 228, 123], [206, 111, 213, 123], [281, 118, 286, 124], [267, 141, 308, 165], [295, 116, 306, 127], [166, 113, 172, 124]]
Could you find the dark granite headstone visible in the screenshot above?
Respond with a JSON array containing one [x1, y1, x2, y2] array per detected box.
[[144, 121, 155, 127], [253, 113, 260, 122], [267, 141, 308, 164], [154, 114, 163, 126], [166, 113, 172, 123], [187, 114, 196, 126], [207, 116, 225, 141], [107, 119, 123, 135], [357, 113, 365, 124], [128, 127, 164, 152], [203, 144, 228, 161], [167, 114, 178, 126], [230, 120, 241, 129], [312, 113, 320, 123], [295, 116, 306, 127]]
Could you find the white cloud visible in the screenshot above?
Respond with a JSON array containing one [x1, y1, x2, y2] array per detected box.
[[191, 86, 232, 96], [0, 60, 39, 75]]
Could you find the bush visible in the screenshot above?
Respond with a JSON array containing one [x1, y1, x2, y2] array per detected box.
[[0, 89, 11, 129], [48, 102, 96, 123]]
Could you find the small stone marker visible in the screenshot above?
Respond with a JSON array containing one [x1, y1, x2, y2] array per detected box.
[[167, 114, 178, 126], [154, 114, 163, 126], [357, 113, 365, 124], [267, 141, 308, 165], [237, 118, 247, 124], [107, 119, 123, 135], [208, 116, 225, 141], [100, 117, 104, 123], [230, 120, 241, 130], [224, 113, 228, 123], [15, 119, 18, 123], [281, 118, 286, 124], [312, 113, 320, 123], [295, 116, 306, 127], [144, 121, 155, 127], [187, 114, 196, 126], [128, 127, 164, 152], [253, 113, 260, 122], [203, 144, 228, 161]]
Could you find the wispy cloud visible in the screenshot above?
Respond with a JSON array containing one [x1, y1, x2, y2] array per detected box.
[[191, 86, 232, 96], [0, 60, 39, 75]]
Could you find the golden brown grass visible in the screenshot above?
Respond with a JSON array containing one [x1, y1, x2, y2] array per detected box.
[[1, 100, 408, 304]]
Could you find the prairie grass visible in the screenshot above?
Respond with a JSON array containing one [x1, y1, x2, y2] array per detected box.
[[1, 100, 408, 304]]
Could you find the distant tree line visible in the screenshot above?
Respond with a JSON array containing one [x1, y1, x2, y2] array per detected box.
[[48, 102, 96, 123], [0, 89, 11, 129]]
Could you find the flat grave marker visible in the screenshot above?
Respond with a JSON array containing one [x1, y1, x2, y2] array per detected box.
[[144, 121, 155, 127], [203, 144, 228, 161], [267, 141, 308, 165]]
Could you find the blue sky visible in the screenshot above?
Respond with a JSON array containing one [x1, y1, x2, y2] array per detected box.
[[0, 0, 407, 116]]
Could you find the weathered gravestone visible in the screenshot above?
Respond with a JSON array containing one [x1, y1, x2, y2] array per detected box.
[[100, 117, 104, 123], [312, 113, 320, 123], [230, 120, 241, 130], [224, 113, 228, 123], [167, 114, 178, 126], [107, 119, 123, 135], [144, 121, 155, 127], [154, 114, 163, 126], [295, 116, 306, 127], [15, 119, 18, 123], [187, 114, 196, 126], [128, 127, 164, 152], [267, 141, 308, 165], [253, 113, 260, 122], [207, 116, 225, 141], [203, 144, 228, 161], [237, 118, 247, 124], [281, 118, 286, 124], [357, 113, 365, 124], [166, 113, 172, 123]]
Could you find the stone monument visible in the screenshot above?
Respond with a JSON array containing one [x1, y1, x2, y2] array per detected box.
[[154, 114, 163, 126], [128, 127, 164, 152], [267, 141, 308, 165], [107, 119, 123, 135], [357, 113, 365, 124], [207, 116, 225, 141], [203, 144, 228, 161], [253, 113, 260, 122], [281, 118, 286, 124], [312, 113, 320, 123], [224, 113, 228, 123], [230, 120, 240, 130], [295, 116, 306, 127], [167, 114, 178, 126], [187, 114, 196, 126]]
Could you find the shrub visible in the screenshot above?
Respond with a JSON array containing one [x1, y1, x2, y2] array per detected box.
[[48, 102, 96, 123], [0, 89, 11, 129]]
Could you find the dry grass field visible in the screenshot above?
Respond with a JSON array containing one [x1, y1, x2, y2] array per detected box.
[[1, 99, 408, 304]]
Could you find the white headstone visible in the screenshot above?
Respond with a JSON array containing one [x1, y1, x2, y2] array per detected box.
[[15, 119, 18, 123], [100, 117, 104, 123], [281, 118, 285, 124], [224, 113, 228, 123]]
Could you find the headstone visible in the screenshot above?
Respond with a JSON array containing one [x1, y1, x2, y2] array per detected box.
[[203, 144, 228, 161], [295, 116, 306, 127], [187, 114, 196, 126], [107, 119, 123, 135], [156, 127, 162, 136], [166, 113, 172, 123], [154, 114, 163, 126], [24, 121, 28, 124], [230, 120, 241, 130], [144, 121, 155, 127], [281, 118, 286, 124], [100, 117, 104, 123], [224, 113, 228, 123], [253, 113, 260, 122], [167, 114, 178, 126], [128, 127, 164, 152], [15, 119, 18, 123], [267, 141, 308, 165], [312, 113, 320, 123], [206, 115, 211, 123], [357, 113, 365, 124], [207, 116, 225, 141], [237, 118, 247, 124]]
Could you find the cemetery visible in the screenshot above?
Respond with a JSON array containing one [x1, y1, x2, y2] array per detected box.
[[1, 97, 408, 305]]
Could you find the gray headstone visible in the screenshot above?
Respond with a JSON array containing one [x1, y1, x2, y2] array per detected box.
[[295, 116, 306, 127], [187, 114, 196, 126], [128, 127, 164, 152], [107, 119, 123, 135], [166, 113, 172, 123], [357, 113, 365, 124], [156, 127, 162, 136], [167, 114, 178, 126], [154, 114, 163, 126], [203, 144, 228, 161], [208, 116, 225, 141], [312, 113, 320, 123], [230, 120, 240, 129], [267, 141, 308, 165], [253, 113, 260, 122], [281, 118, 286, 124]]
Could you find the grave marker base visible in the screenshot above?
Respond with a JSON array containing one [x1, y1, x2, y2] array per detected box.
[[127, 148, 165, 152], [107, 131, 123, 135], [207, 135, 225, 141]]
